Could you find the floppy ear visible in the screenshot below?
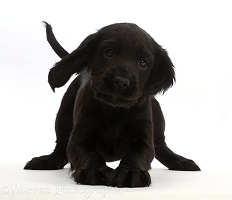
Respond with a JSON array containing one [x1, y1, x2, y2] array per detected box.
[[144, 46, 175, 95], [48, 32, 98, 91]]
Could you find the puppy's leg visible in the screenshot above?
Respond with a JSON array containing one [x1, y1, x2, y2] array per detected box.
[[109, 102, 154, 188], [24, 77, 80, 170], [152, 98, 200, 171], [109, 141, 153, 188], [67, 125, 113, 186], [109, 142, 154, 187]]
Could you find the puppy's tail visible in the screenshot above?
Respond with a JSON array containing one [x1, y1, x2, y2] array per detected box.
[[42, 21, 69, 58]]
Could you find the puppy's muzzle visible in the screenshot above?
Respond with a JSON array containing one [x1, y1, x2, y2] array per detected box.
[[113, 76, 130, 90]]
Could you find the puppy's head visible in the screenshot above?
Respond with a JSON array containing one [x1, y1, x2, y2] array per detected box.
[[49, 23, 175, 108]]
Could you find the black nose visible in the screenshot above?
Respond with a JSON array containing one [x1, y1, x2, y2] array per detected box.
[[113, 76, 129, 89]]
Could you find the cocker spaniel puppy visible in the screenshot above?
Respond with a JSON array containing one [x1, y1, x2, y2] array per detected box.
[[24, 22, 200, 187]]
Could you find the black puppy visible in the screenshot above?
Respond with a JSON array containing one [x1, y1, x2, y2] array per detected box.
[[24, 22, 200, 187]]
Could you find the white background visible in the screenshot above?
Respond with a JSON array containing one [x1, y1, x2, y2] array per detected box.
[[0, 0, 232, 172]]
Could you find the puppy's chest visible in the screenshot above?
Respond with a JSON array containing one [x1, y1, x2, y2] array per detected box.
[[103, 123, 126, 141], [98, 121, 131, 161], [93, 107, 139, 160], [95, 109, 128, 135]]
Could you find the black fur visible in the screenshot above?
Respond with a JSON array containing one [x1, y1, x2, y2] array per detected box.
[[24, 22, 200, 187]]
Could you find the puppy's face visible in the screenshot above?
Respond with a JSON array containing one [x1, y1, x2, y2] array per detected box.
[[49, 23, 175, 108], [90, 25, 154, 108]]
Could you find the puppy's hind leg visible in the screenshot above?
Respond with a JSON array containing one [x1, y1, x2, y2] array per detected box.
[[24, 77, 80, 170], [152, 98, 200, 171]]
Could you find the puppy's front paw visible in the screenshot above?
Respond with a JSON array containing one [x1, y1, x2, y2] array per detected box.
[[109, 165, 151, 188], [72, 166, 114, 186]]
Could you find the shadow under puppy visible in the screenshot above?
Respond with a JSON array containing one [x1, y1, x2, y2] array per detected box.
[[24, 22, 200, 187]]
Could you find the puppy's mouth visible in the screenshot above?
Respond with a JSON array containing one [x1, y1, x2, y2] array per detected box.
[[92, 87, 138, 108]]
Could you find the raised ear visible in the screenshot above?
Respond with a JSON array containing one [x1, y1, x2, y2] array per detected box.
[[144, 46, 176, 96], [48, 32, 98, 91]]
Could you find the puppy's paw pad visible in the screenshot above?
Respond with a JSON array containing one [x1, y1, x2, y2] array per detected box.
[[72, 166, 113, 186], [169, 159, 200, 171], [24, 155, 67, 170], [109, 165, 151, 188]]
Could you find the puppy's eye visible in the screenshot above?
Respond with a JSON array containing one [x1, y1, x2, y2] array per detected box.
[[104, 49, 115, 57], [139, 60, 149, 69]]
